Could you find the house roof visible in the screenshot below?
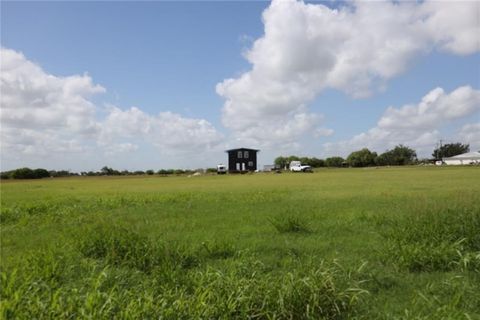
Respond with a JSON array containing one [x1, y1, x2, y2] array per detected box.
[[225, 148, 260, 152], [444, 151, 480, 160]]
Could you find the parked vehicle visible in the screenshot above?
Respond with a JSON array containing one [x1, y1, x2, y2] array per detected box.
[[217, 164, 227, 174], [289, 161, 313, 172]]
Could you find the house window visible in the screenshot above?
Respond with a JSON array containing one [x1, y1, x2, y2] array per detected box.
[[248, 161, 253, 167], [244, 151, 249, 158], [237, 151, 243, 158]]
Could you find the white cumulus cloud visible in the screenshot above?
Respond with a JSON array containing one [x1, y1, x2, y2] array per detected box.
[[1, 47, 104, 158], [99, 106, 223, 154], [0, 48, 223, 169], [457, 122, 480, 151], [104, 143, 139, 156], [217, 0, 479, 148], [323, 86, 480, 157]]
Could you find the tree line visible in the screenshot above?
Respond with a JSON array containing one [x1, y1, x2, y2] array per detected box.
[[0, 166, 217, 180], [1, 142, 471, 179], [0, 168, 80, 180], [91, 166, 210, 176], [274, 142, 470, 168]]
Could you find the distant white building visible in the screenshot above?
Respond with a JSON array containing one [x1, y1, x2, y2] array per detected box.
[[263, 165, 275, 172], [443, 151, 480, 165]]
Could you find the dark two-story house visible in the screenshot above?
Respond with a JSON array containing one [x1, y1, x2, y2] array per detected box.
[[226, 148, 259, 172]]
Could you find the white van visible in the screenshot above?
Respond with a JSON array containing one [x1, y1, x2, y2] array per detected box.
[[217, 164, 227, 174]]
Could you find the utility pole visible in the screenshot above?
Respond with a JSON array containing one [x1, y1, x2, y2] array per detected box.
[[439, 139, 443, 160]]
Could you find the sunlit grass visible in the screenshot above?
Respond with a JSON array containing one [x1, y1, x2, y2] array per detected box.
[[1, 166, 479, 318]]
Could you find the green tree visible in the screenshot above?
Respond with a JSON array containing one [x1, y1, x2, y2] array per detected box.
[[0, 171, 13, 179], [377, 145, 417, 166], [49, 170, 71, 177], [274, 156, 288, 169], [286, 155, 300, 165], [309, 157, 325, 168], [275, 156, 326, 168], [325, 157, 345, 167], [432, 143, 469, 159], [9, 167, 50, 179], [347, 148, 377, 167], [33, 168, 50, 178], [101, 166, 114, 175], [300, 157, 324, 167], [299, 157, 310, 165], [100, 166, 120, 175], [11, 168, 35, 179]]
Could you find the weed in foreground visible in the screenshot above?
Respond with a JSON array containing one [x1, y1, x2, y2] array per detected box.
[[201, 241, 236, 260], [378, 206, 480, 272], [269, 215, 312, 234], [1, 247, 368, 319], [403, 275, 480, 319], [77, 225, 160, 272]]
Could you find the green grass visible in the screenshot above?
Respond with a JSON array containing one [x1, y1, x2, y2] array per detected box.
[[1, 166, 479, 319]]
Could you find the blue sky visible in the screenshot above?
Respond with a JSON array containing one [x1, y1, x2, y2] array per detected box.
[[2, 2, 265, 120], [1, 0, 479, 171]]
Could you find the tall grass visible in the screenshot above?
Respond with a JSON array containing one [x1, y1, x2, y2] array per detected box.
[[378, 205, 480, 272], [269, 215, 312, 234], [1, 226, 368, 319], [2, 167, 480, 318]]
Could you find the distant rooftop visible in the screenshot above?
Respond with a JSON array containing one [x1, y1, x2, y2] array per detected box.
[[225, 148, 260, 152], [444, 151, 480, 160]]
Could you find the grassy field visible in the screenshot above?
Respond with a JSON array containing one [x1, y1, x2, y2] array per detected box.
[[1, 166, 479, 319]]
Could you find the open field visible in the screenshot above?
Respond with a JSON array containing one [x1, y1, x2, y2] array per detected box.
[[1, 166, 479, 319]]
